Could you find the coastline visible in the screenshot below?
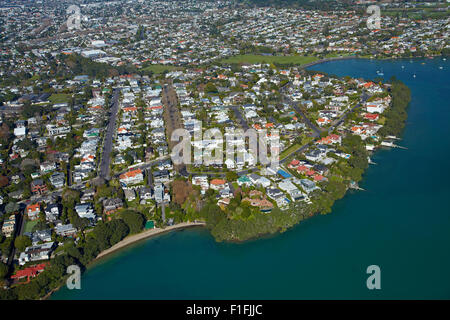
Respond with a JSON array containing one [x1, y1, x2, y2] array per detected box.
[[301, 54, 444, 70], [43, 221, 206, 300], [40, 57, 410, 300], [93, 221, 206, 262], [34, 58, 450, 300]]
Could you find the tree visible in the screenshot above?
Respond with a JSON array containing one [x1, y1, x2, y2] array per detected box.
[[121, 211, 145, 234], [0, 262, 8, 279], [226, 171, 238, 182], [14, 235, 32, 252], [5, 202, 19, 214], [172, 180, 193, 206], [205, 82, 218, 94], [0, 238, 13, 257]]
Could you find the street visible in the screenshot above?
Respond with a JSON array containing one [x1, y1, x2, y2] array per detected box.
[[99, 88, 120, 180]]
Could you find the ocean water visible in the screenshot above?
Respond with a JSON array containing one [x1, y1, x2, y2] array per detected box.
[[53, 58, 450, 299]]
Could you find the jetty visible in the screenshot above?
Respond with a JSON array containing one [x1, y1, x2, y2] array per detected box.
[[349, 181, 365, 191], [380, 141, 408, 149]]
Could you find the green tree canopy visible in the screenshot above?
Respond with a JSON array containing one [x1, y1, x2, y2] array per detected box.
[[14, 235, 32, 252]]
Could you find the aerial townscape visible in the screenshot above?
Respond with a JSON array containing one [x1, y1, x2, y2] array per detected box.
[[0, 0, 447, 301]]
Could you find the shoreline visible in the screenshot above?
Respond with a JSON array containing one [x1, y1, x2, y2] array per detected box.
[[40, 57, 412, 300], [43, 221, 206, 300], [300, 54, 445, 70], [93, 221, 206, 262]]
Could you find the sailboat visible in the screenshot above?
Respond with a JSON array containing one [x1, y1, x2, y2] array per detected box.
[[413, 74, 416, 78]]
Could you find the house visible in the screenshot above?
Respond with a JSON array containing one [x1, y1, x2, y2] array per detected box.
[[305, 149, 323, 162], [237, 175, 252, 187], [40, 161, 56, 174], [192, 175, 209, 193], [316, 134, 342, 145], [75, 203, 96, 220], [248, 173, 262, 186], [242, 197, 274, 212], [14, 126, 26, 137], [103, 198, 123, 215], [30, 229, 52, 245], [44, 203, 60, 222], [18, 242, 56, 266], [26, 203, 41, 221], [154, 183, 170, 203], [49, 172, 65, 188], [10, 263, 48, 282], [31, 179, 48, 195], [153, 170, 170, 184], [266, 188, 285, 201], [139, 188, 153, 202], [119, 169, 144, 187], [55, 223, 77, 237], [278, 180, 304, 201], [366, 103, 386, 114], [2, 215, 16, 237], [300, 179, 318, 194], [210, 179, 227, 191], [364, 113, 379, 121]]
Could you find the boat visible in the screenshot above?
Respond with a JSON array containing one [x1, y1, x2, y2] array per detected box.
[[413, 74, 416, 78], [439, 66, 443, 70], [401, 65, 405, 69]]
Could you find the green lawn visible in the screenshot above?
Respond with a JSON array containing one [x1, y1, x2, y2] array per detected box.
[[280, 143, 302, 160], [49, 93, 71, 104], [142, 64, 176, 74], [324, 52, 354, 58], [220, 55, 318, 65], [24, 220, 38, 233]]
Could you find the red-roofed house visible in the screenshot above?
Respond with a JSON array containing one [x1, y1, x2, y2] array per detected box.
[[313, 174, 324, 182], [11, 263, 49, 283], [288, 159, 300, 169], [364, 113, 379, 121], [119, 169, 144, 186], [210, 179, 227, 191], [26, 203, 41, 220]]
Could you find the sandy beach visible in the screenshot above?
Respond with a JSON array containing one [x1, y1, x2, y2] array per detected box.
[[94, 221, 206, 261]]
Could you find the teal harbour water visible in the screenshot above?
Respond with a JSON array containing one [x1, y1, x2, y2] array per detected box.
[[53, 58, 450, 299]]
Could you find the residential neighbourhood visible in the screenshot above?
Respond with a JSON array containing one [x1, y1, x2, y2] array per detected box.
[[0, 0, 445, 300]]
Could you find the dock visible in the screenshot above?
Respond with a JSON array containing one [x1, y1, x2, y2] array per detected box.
[[380, 141, 408, 149], [349, 181, 366, 191]]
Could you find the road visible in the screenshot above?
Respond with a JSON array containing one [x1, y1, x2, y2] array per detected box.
[[162, 82, 186, 175], [113, 156, 170, 179], [230, 105, 250, 130], [328, 92, 369, 133], [282, 95, 321, 138], [99, 88, 120, 180], [4, 205, 25, 282]]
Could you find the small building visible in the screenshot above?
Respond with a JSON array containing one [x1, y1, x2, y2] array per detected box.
[[19, 242, 56, 266], [26, 203, 41, 221]]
